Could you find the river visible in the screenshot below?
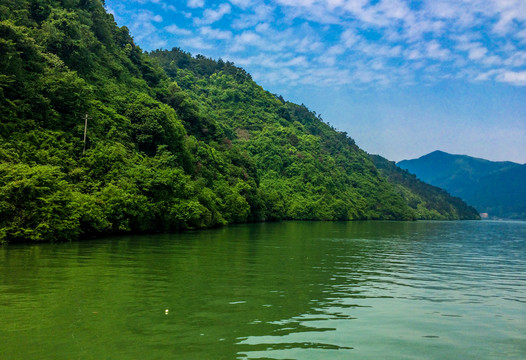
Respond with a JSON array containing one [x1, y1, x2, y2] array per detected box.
[[1, 220, 525, 359]]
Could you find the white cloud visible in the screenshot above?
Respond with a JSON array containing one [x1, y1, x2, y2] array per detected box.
[[474, 69, 501, 82], [237, 31, 261, 44], [165, 24, 192, 36], [179, 37, 214, 50], [491, 0, 526, 35], [195, 3, 232, 25], [200, 26, 233, 40], [232, 4, 274, 29], [230, 31, 264, 51], [164, 4, 177, 12], [404, 48, 422, 60], [503, 51, 526, 67], [481, 55, 502, 66], [135, 0, 177, 11], [517, 28, 526, 43], [229, 53, 297, 69], [284, 56, 308, 67], [474, 68, 526, 86], [134, 10, 162, 23], [295, 37, 323, 53], [255, 23, 270, 33], [188, 0, 205, 8], [128, 10, 165, 44], [468, 46, 487, 61], [377, 0, 411, 21], [105, 5, 115, 16], [497, 70, 526, 86], [341, 29, 358, 48], [357, 41, 403, 58], [229, 0, 253, 9], [327, 44, 346, 56], [424, 0, 456, 19]]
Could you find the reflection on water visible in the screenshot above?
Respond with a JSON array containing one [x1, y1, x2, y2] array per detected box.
[[1, 221, 525, 359]]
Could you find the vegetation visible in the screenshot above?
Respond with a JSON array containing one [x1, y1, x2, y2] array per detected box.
[[0, 0, 478, 244], [370, 155, 480, 220], [398, 151, 525, 219]]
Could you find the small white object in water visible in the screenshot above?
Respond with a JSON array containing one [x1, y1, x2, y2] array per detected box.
[[165, 309, 169, 315], [229, 301, 246, 305]]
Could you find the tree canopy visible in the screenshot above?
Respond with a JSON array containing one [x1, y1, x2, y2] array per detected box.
[[0, 0, 479, 243]]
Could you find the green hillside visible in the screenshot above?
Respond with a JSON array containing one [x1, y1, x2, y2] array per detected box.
[[0, 0, 478, 244]]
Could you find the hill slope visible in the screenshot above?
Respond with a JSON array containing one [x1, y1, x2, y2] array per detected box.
[[370, 155, 480, 220], [398, 151, 526, 219], [0, 0, 478, 244], [151, 48, 480, 222]]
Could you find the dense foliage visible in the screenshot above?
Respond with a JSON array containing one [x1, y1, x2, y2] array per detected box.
[[398, 151, 525, 219], [0, 0, 478, 243]]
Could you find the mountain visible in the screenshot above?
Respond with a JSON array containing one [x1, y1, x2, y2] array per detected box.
[[0, 0, 478, 244], [398, 151, 526, 219], [370, 155, 480, 220]]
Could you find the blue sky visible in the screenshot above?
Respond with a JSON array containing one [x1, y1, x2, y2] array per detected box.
[[105, 0, 526, 163]]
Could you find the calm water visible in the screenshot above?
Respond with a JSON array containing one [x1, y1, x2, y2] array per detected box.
[[1, 221, 525, 359]]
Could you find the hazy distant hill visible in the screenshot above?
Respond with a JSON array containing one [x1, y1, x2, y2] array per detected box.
[[370, 155, 480, 220], [398, 151, 526, 219]]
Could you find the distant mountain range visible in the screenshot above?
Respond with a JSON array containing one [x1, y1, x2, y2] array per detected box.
[[398, 151, 526, 220], [370, 155, 480, 220]]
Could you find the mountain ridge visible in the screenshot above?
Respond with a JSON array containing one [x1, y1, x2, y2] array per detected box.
[[371, 154, 480, 220], [398, 151, 526, 219]]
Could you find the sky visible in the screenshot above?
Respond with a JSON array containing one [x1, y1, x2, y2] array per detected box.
[[105, 0, 526, 164]]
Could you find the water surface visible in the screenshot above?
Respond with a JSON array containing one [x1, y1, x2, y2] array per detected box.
[[1, 221, 525, 359]]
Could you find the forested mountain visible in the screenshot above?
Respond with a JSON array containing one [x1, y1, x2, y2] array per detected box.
[[371, 155, 480, 220], [0, 0, 478, 244], [398, 151, 526, 219]]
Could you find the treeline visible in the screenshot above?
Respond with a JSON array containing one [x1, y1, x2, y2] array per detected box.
[[0, 0, 478, 243]]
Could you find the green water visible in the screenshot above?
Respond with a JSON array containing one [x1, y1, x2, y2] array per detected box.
[[1, 221, 525, 359]]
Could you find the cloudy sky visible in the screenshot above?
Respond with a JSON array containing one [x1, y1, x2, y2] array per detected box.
[[105, 0, 526, 163]]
